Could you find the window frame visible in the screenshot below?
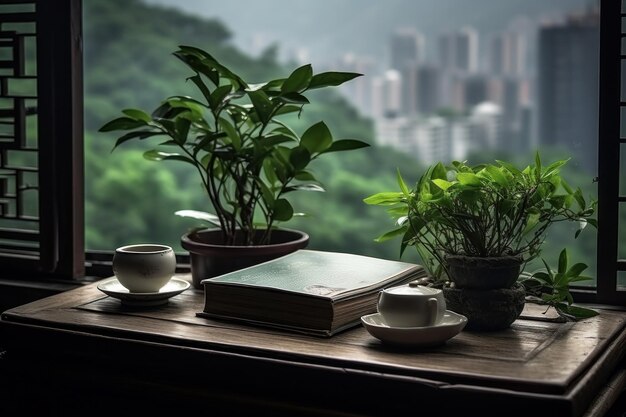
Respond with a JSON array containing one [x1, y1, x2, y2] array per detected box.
[[573, 0, 625, 305], [2, 0, 623, 306]]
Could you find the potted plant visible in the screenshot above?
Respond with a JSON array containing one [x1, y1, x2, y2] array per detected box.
[[364, 153, 596, 330], [100, 45, 369, 288]]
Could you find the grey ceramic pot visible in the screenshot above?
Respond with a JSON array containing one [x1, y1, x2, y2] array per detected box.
[[445, 254, 523, 290], [442, 283, 526, 331]]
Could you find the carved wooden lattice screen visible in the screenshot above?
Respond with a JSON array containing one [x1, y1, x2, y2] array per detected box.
[[0, 0, 83, 278]]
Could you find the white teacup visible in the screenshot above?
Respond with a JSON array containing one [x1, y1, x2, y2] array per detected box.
[[377, 284, 446, 328], [112, 244, 176, 293]]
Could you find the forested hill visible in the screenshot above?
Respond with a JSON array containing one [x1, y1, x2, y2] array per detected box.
[[83, 0, 281, 131], [84, 0, 426, 262]]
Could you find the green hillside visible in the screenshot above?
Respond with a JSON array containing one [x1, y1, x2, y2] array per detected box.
[[85, 0, 426, 263]]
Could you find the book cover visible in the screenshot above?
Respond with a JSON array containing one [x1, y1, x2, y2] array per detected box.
[[198, 250, 426, 336], [200, 250, 423, 300]]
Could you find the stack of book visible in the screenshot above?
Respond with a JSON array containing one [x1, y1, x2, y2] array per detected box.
[[198, 250, 427, 336]]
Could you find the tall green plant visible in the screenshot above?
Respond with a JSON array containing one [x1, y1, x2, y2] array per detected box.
[[100, 45, 369, 246], [364, 153, 596, 279]]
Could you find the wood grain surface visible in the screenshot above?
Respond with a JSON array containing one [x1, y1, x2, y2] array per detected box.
[[2, 276, 625, 416]]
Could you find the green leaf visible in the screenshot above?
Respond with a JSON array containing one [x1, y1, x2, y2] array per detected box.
[[496, 160, 522, 176], [307, 71, 362, 89], [397, 169, 410, 196], [174, 117, 191, 145], [573, 188, 586, 210], [270, 119, 301, 141], [112, 131, 163, 150], [556, 303, 599, 320], [218, 117, 241, 150], [99, 117, 146, 132], [209, 85, 232, 108], [301, 121, 332, 153], [561, 179, 574, 194], [187, 74, 213, 103], [432, 179, 453, 191], [248, 90, 273, 124], [282, 64, 313, 93], [177, 45, 248, 88], [274, 105, 303, 116], [262, 159, 279, 186], [174, 210, 221, 227], [122, 109, 151, 123], [294, 170, 316, 182], [151, 102, 190, 120], [542, 159, 568, 179], [535, 151, 542, 181], [530, 271, 552, 284], [277, 92, 310, 105], [273, 199, 294, 221], [289, 146, 311, 171], [485, 165, 509, 187], [143, 150, 195, 166], [522, 212, 540, 236], [285, 184, 325, 193], [540, 257, 555, 284], [431, 162, 447, 180], [558, 248, 568, 275], [374, 226, 408, 243], [261, 134, 296, 148], [319, 139, 370, 154], [567, 274, 594, 284], [363, 192, 405, 205], [565, 262, 588, 279], [456, 172, 482, 186], [257, 179, 276, 206]]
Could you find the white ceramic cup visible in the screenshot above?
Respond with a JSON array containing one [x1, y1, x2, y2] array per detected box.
[[377, 284, 446, 328], [112, 244, 176, 293]]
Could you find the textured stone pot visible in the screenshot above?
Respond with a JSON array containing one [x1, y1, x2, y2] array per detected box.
[[443, 283, 526, 331], [181, 228, 309, 289], [445, 254, 523, 290]]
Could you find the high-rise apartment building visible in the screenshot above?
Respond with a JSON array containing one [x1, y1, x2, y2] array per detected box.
[[390, 28, 424, 115], [454, 27, 479, 74], [537, 9, 599, 173], [338, 53, 375, 116], [490, 32, 526, 77], [438, 27, 479, 74], [390, 28, 424, 71]]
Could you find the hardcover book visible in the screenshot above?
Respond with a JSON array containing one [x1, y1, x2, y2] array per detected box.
[[197, 249, 427, 336]]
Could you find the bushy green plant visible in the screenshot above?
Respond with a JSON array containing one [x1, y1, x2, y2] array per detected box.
[[520, 248, 598, 320], [364, 153, 596, 279], [100, 45, 369, 246]]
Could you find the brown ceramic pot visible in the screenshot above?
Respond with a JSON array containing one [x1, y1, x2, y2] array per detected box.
[[181, 228, 309, 289]]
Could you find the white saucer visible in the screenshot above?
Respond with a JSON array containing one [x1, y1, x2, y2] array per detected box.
[[97, 277, 191, 307], [361, 310, 467, 347]]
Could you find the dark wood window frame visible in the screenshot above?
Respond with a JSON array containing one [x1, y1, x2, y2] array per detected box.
[[0, 0, 83, 281], [0, 0, 623, 307]]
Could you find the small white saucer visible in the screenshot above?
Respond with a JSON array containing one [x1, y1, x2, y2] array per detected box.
[[361, 310, 467, 347], [97, 277, 191, 307]]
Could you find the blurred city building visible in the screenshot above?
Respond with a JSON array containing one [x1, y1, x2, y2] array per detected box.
[[537, 6, 599, 173], [336, 5, 596, 171]]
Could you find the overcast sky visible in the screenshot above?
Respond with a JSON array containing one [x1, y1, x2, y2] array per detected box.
[[143, 0, 592, 69]]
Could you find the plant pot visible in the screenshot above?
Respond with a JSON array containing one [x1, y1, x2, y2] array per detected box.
[[445, 254, 523, 290], [442, 283, 526, 331], [181, 228, 309, 289]]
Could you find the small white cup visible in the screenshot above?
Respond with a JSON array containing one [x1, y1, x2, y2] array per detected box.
[[112, 244, 176, 293], [377, 284, 446, 328]]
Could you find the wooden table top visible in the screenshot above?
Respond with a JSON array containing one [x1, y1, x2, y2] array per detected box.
[[2, 274, 625, 416]]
